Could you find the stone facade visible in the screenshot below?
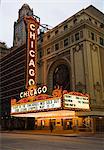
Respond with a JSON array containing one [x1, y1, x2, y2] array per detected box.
[[0, 4, 104, 131], [37, 5, 104, 112]]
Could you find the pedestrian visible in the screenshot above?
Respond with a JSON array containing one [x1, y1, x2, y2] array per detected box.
[[50, 123, 53, 133]]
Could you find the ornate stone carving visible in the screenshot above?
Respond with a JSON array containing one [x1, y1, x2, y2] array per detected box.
[[73, 43, 83, 53], [76, 81, 86, 92], [94, 81, 101, 92], [91, 43, 97, 51]]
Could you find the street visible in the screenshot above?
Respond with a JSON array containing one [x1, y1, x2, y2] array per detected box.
[[0, 133, 104, 150]]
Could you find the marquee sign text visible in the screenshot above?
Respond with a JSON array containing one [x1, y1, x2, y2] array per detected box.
[[24, 16, 40, 87], [11, 98, 61, 114]]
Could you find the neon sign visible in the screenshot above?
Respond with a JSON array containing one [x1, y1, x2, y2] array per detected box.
[[64, 93, 89, 110], [20, 85, 47, 98], [24, 16, 40, 87], [11, 98, 61, 114]]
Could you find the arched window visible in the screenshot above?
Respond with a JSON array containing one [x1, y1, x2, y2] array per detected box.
[[53, 64, 70, 90]]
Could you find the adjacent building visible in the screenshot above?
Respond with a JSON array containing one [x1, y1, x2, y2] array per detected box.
[[0, 42, 10, 59], [13, 4, 33, 47], [0, 4, 104, 131]]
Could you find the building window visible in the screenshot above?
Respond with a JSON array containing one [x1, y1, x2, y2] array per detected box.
[[73, 18, 77, 24], [80, 30, 83, 38], [99, 37, 104, 46], [100, 23, 104, 28], [55, 30, 58, 35], [64, 38, 68, 47], [47, 34, 50, 39], [75, 32, 79, 41], [41, 38, 43, 42], [89, 18, 92, 22], [64, 25, 68, 30], [39, 51, 42, 58], [53, 64, 70, 90], [91, 32, 94, 40], [47, 48, 51, 54], [71, 35, 74, 43], [95, 21, 97, 25], [55, 43, 59, 51]]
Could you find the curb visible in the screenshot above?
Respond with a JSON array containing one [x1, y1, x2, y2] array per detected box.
[[1, 131, 79, 137], [1, 131, 104, 138]]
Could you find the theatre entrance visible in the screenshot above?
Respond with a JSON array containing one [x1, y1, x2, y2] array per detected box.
[[35, 118, 74, 131]]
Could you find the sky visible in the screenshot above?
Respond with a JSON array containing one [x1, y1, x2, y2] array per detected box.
[[0, 0, 104, 48]]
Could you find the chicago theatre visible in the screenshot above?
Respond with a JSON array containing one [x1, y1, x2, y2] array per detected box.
[[0, 4, 104, 132]]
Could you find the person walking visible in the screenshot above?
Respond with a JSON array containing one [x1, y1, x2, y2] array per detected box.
[[50, 123, 53, 133]]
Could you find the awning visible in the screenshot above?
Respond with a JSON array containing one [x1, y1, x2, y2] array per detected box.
[[75, 111, 104, 117], [11, 110, 75, 118]]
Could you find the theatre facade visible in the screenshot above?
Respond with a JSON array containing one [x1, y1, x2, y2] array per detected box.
[[1, 4, 104, 132], [10, 14, 90, 131]]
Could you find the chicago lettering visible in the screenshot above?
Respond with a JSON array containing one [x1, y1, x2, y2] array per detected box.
[[20, 86, 47, 98], [28, 23, 36, 86]]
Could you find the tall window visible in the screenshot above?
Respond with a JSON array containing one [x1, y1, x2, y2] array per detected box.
[[47, 48, 51, 54], [47, 34, 50, 39], [75, 32, 79, 41], [39, 51, 42, 58], [64, 38, 68, 47], [55, 30, 58, 35], [99, 37, 104, 46], [71, 35, 74, 43], [64, 24, 68, 30], [80, 30, 83, 38], [91, 32, 94, 40], [55, 43, 59, 51]]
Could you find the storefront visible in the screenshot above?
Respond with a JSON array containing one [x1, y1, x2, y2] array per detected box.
[[76, 111, 104, 132]]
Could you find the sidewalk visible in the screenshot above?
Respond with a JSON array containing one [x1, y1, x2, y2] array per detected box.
[[1, 129, 104, 138], [1, 129, 78, 137]]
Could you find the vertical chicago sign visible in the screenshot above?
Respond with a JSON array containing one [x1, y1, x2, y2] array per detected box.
[[24, 16, 40, 88]]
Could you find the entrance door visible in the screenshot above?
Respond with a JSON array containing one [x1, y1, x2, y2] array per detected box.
[[64, 119, 73, 130]]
